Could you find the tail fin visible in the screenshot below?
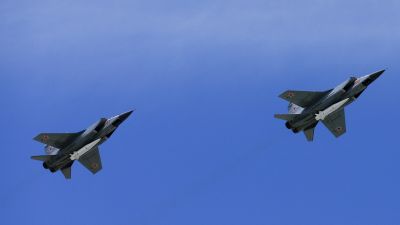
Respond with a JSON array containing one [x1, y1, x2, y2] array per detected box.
[[274, 114, 298, 121], [303, 123, 318, 142], [288, 102, 304, 114], [31, 155, 53, 161], [61, 162, 73, 179], [304, 127, 315, 141], [61, 167, 72, 179]]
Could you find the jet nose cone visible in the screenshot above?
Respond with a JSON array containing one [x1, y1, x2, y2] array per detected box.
[[362, 69, 385, 86], [111, 110, 134, 127], [119, 110, 134, 121], [369, 69, 385, 80]]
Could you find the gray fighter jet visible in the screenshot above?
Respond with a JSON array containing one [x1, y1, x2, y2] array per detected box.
[[31, 110, 134, 179], [274, 70, 384, 141]]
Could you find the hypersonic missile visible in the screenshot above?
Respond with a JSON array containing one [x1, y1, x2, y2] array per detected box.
[[315, 98, 350, 121], [70, 138, 102, 160]]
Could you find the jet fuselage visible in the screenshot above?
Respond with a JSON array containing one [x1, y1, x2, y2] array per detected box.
[[42, 111, 133, 173], [283, 70, 384, 135]]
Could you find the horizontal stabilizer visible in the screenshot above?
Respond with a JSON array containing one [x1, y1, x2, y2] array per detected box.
[[31, 155, 53, 162], [274, 114, 298, 121]]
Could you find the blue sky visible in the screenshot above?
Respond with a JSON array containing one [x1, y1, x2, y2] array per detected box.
[[0, 0, 399, 224]]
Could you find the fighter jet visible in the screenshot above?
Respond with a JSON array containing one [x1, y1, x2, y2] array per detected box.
[[274, 70, 384, 141], [31, 110, 134, 179]]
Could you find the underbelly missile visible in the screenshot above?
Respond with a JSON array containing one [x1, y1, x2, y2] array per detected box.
[[70, 138, 102, 160], [315, 98, 350, 121]]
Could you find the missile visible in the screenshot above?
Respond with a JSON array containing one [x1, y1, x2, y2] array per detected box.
[[70, 138, 102, 160], [315, 98, 350, 121]]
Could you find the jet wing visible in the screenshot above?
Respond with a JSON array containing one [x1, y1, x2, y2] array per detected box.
[[33, 131, 83, 149], [322, 108, 346, 138], [279, 90, 331, 108], [78, 147, 102, 174]]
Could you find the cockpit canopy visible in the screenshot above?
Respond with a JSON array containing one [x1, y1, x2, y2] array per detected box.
[[335, 77, 357, 92], [83, 118, 107, 136]]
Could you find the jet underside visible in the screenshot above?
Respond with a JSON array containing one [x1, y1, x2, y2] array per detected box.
[[274, 70, 384, 141], [31, 110, 133, 179]]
